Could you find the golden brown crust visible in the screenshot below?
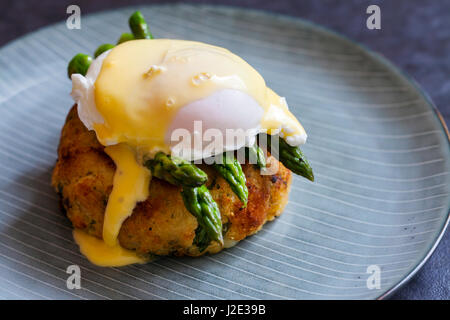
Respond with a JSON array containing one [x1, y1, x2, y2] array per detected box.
[[52, 105, 292, 256]]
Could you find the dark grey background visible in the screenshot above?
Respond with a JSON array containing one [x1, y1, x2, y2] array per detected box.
[[0, 0, 448, 300]]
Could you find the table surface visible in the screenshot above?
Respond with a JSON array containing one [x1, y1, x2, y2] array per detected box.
[[0, 0, 448, 300]]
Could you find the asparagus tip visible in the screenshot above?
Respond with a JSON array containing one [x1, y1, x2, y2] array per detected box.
[[307, 171, 314, 182]]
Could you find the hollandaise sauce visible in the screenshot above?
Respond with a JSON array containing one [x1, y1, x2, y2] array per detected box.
[[73, 144, 150, 266], [73, 229, 147, 267]]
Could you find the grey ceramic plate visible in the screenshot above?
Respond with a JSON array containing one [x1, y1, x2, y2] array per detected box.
[[0, 4, 448, 300]]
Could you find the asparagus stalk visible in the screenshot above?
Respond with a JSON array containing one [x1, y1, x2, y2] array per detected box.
[[147, 152, 222, 251], [67, 53, 92, 78], [129, 11, 154, 39], [214, 152, 248, 206], [94, 43, 115, 58], [117, 32, 134, 44], [181, 185, 223, 249], [266, 134, 314, 181], [192, 227, 210, 252], [246, 144, 266, 168], [145, 152, 208, 188]]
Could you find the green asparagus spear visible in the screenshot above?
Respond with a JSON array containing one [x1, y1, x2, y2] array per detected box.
[[214, 152, 248, 206], [129, 11, 154, 39], [67, 53, 92, 78], [181, 185, 223, 249], [192, 222, 211, 252], [145, 152, 208, 188], [246, 145, 266, 168], [94, 43, 115, 58], [117, 32, 134, 44], [266, 134, 314, 181]]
